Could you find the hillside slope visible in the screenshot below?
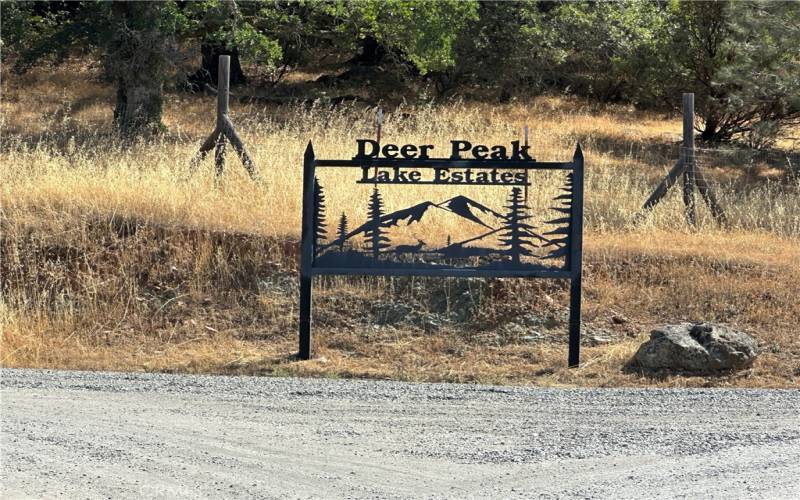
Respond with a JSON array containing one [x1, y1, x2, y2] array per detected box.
[[1, 65, 799, 387]]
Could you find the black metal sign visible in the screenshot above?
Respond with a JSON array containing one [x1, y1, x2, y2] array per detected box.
[[299, 139, 584, 366]]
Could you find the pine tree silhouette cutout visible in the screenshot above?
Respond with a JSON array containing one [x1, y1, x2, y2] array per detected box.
[[543, 172, 573, 261], [499, 187, 540, 266], [336, 212, 349, 251], [364, 187, 391, 259], [313, 177, 327, 254]]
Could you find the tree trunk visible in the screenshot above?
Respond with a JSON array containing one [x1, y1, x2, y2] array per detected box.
[[113, 77, 164, 135], [700, 115, 719, 142], [201, 44, 247, 86], [109, 2, 169, 136], [349, 36, 387, 66]]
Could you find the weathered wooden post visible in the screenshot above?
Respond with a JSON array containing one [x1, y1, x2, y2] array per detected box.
[[190, 55, 259, 180], [682, 93, 697, 226], [214, 56, 230, 176]]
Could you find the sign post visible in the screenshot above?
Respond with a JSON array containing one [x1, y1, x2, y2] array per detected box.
[[299, 142, 316, 360], [567, 145, 584, 367], [299, 137, 585, 366]]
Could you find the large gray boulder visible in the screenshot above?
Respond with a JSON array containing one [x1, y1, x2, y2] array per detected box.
[[635, 323, 758, 372]]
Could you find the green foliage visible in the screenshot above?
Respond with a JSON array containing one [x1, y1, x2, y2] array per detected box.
[[639, 0, 800, 145], [708, 1, 800, 146], [181, 0, 283, 71], [2, 2, 101, 73], [450, 1, 543, 94], [453, 1, 671, 101], [1, 1, 178, 135], [546, 0, 670, 102], [321, 0, 479, 74], [233, 23, 282, 70]]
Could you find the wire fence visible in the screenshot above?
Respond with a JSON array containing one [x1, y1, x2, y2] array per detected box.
[[694, 147, 799, 176], [644, 134, 800, 179]]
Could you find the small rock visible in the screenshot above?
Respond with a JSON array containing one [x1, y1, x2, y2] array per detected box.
[[611, 314, 628, 325], [495, 323, 547, 345], [498, 322, 528, 338], [543, 314, 564, 329], [635, 322, 758, 373], [520, 332, 545, 343], [586, 334, 613, 345], [582, 326, 617, 346], [371, 301, 413, 325], [517, 313, 545, 328]]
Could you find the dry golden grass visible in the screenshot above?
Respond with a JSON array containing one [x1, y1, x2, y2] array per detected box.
[[2, 64, 799, 387]]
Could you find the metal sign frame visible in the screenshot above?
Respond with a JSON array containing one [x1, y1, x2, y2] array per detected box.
[[299, 140, 584, 366]]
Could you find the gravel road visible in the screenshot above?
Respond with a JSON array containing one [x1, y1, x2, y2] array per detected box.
[[1, 369, 799, 499]]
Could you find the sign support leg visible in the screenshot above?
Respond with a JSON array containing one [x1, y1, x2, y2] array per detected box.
[[566, 143, 584, 367], [567, 143, 584, 367], [298, 141, 316, 360], [299, 275, 312, 360], [568, 275, 581, 367]]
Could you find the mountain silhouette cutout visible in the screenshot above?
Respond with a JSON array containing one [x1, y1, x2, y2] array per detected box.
[[436, 195, 503, 228], [318, 195, 508, 251], [318, 193, 559, 260]]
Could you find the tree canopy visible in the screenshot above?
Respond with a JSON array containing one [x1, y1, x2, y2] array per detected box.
[[2, 0, 797, 145]]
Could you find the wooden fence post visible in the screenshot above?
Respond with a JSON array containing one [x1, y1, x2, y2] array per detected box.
[[682, 93, 697, 226], [217, 55, 230, 127], [189, 55, 259, 180], [214, 55, 229, 176]]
